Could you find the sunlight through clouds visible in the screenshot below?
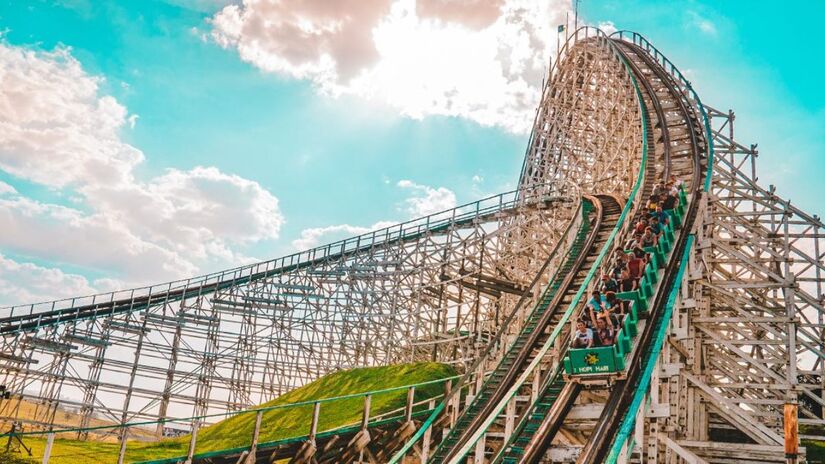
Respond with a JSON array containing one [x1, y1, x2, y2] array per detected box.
[[211, 0, 572, 133]]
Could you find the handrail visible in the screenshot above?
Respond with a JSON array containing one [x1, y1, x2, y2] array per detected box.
[[1, 374, 460, 438], [135, 407, 439, 464], [386, 186, 585, 463], [446, 25, 651, 463], [0, 181, 572, 332]]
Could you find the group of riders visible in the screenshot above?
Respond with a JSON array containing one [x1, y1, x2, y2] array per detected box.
[[572, 176, 685, 349]]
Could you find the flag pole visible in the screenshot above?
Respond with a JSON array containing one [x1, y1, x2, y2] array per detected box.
[[557, 26, 560, 60], [575, 0, 580, 31]]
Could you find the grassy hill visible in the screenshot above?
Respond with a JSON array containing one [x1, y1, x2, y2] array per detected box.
[[13, 362, 456, 464]]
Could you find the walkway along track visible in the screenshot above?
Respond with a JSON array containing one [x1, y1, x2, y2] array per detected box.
[[429, 195, 623, 462]]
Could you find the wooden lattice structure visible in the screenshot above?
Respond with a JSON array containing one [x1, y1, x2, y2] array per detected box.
[[0, 27, 822, 464]]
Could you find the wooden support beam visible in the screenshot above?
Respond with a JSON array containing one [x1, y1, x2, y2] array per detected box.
[[310, 402, 320, 443], [404, 387, 415, 422], [657, 433, 709, 464], [243, 410, 262, 464]]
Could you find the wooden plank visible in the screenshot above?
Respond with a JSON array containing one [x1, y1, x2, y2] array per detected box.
[[658, 433, 709, 464]]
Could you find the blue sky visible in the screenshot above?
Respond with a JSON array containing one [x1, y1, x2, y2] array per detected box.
[[0, 0, 821, 304]]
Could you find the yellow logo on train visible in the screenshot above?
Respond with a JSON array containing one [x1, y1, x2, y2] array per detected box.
[[584, 352, 599, 366]]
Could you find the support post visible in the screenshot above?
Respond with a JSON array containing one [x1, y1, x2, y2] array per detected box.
[[42, 432, 54, 464], [116, 426, 128, 464], [420, 399, 434, 463], [185, 420, 199, 464], [504, 396, 516, 442], [309, 402, 320, 443], [362, 394, 371, 429], [473, 435, 485, 464], [244, 411, 263, 464], [784, 402, 798, 464], [404, 386, 415, 422], [292, 403, 320, 464], [444, 380, 457, 429], [357, 395, 372, 462]]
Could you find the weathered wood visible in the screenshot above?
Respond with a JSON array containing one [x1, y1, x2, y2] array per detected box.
[[784, 402, 798, 462], [244, 410, 263, 464], [289, 440, 317, 464], [657, 433, 708, 464], [234, 450, 249, 464], [361, 395, 371, 429], [309, 402, 320, 442], [404, 387, 415, 422]]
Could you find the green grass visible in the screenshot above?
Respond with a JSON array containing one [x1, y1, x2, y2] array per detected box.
[[10, 362, 456, 464], [0, 453, 38, 464], [804, 439, 825, 462]]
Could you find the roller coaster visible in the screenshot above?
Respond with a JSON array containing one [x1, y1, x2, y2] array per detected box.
[[1, 28, 823, 464]]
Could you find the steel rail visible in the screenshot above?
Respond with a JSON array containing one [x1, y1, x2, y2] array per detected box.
[[493, 36, 670, 463], [477, 25, 660, 463], [450, 193, 643, 463]]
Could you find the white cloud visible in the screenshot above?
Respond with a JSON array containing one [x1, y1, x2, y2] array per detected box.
[[0, 254, 99, 306], [698, 21, 716, 35], [470, 174, 487, 197], [292, 179, 456, 251], [417, 0, 505, 29], [0, 44, 142, 188], [291, 221, 396, 251], [687, 11, 717, 36], [397, 179, 456, 216], [210, 0, 572, 133], [87, 166, 283, 251], [0, 195, 194, 282], [0, 42, 284, 301], [292, 224, 371, 251], [0, 254, 88, 305], [0, 181, 15, 195], [597, 21, 617, 35]]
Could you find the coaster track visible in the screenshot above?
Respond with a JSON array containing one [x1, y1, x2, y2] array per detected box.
[[430, 195, 622, 462], [575, 36, 707, 464]]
